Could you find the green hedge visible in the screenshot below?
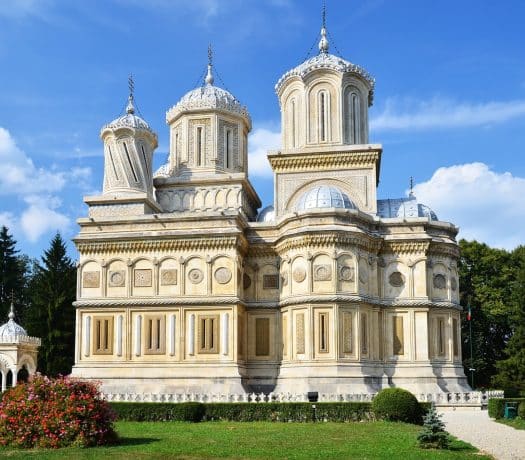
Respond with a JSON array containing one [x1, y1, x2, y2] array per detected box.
[[110, 401, 431, 423], [371, 388, 423, 424], [488, 398, 525, 419]]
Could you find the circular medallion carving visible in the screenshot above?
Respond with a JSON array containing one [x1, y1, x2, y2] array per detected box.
[[314, 264, 332, 281], [109, 271, 125, 287], [292, 267, 307, 283], [450, 277, 458, 291], [389, 271, 405, 287], [188, 268, 204, 284], [339, 266, 355, 282], [243, 273, 251, 290], [214, 267, 232, 284], [433, 273, 447, 289]]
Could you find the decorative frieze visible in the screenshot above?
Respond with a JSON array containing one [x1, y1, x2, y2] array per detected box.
[[134, 269, 152, 287], [160, 269, 178, 286]]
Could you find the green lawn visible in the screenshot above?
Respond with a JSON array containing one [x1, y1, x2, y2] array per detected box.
[[0, 421, 490, 460], [496, 417, 525, 430]]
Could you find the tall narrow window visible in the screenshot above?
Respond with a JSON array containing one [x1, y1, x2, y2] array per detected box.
[[255, 317, 270, 356], [290, 99, 297, 148], [282, 316, 288, 357], [352, 93, 360, 143], [438, 318, 446, 356], [196, 127, 203, 166], [199, 315, 219, 353], [145, 315, 165, 355], [343, 312, 353, 354], [296, 313, 305, 354], [452, 318, 459, 357], [319, 313, 329, 353], [225, 129, 232, 169], [393, 316, 404, 356], [318, 91, 328, 142], [93, 317, 113, 355], [123, 142, 138, 182], [174, 132, 179, 159], [107, 145, 119, 180], [140, 145, 149, 176], [361, 313, 368, 354]]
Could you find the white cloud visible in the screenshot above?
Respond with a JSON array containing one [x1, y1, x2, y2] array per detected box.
[[371, 97, 525, 131], [0, 127, 66, 194], [248, 128, 281, 178], [413, 162, 525, 250], [0, 212, 16, 232], [19, 195, 71, 243]]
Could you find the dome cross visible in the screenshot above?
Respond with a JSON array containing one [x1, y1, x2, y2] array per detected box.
[[319, 2, 329, 54], [126, 73, 136, 114]]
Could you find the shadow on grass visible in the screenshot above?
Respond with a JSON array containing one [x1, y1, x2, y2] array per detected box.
[[116, 437, 160, 447], [447, 439, 479, 453]]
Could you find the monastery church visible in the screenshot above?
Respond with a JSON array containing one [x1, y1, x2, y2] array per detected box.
[[71, 17, 469, 397]]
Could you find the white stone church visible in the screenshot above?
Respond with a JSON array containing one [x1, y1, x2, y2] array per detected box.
[[72, 19, 469, 397]]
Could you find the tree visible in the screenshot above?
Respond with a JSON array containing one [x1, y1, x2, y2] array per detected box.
[[25, 233, 76, 376], [0, 226, 29, 320], [458, 240, 514, 388], [417, 404, 450, 449], [492, 245, 525, 394]]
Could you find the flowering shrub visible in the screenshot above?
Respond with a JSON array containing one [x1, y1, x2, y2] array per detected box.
[[0, 374, 117, 448]]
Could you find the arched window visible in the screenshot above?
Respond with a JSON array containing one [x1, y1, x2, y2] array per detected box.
[[345, 89, 361, 144], [318, 91, 329, 142], [290, 99, 297, 148]]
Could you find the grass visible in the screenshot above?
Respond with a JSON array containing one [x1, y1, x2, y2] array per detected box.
[[0, 421, 490, 460], [496, 416, 525, 430]]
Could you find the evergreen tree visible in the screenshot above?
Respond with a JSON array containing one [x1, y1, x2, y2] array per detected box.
[[26, 233, 76, 376], [417, 404, 450, 449], [0, 226, 28, 319], [492, 245, 525, 394]]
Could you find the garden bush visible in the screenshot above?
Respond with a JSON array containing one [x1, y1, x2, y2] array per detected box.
[[0, 374, 117, 448], [518, 401, 525, 419], [487, 398, 525, 419], [371, 388, 422, 424]]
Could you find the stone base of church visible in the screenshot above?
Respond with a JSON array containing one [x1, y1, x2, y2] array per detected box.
[[71, 363, 249, 395]]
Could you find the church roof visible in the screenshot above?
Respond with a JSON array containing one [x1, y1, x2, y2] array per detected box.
[[166, 53, 250, 125], [296, 185, 357, 212], [0, 303, 28, 339], [377, 195, 439, 221]]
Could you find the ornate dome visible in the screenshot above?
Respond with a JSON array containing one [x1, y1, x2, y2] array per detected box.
[[418, 203, 439, 221], [0, 305, 27, 339], [377, 196, 439, 221], [102, 92, 156, 135], [257, 205, 275, 223], [167, 63, 250, 125], [296, 185, 357, 211], [276, 52, 375, 100]]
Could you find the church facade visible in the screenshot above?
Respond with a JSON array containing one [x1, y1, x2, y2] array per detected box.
[[72, 23, 469, 396]]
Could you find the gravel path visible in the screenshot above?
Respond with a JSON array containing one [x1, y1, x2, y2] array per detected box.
[[440, 410, 525, 460]]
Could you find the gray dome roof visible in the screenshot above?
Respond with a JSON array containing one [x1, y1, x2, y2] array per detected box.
[[0, 306, 27, 339], [102, 95, 156, 136], [296, 185, 357, 211], [167, 83, 250, 125], [418, 203, 438, 221], [377, 196, 439, 221], [257, 205, 275, 223]]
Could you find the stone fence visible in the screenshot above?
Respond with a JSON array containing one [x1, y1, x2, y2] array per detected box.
[[101, 390, 504, 407]]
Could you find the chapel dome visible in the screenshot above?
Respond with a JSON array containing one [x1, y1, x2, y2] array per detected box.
[[296, 185, 357, 211], [276, 52, 375, 101], [166, 64, 250, 126], [0, 305, 27, 339], [257, 205, 275, 223], [101, 92, 156, 136]]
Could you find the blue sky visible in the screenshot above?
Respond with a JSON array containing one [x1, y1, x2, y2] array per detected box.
[[1, 0, 524, 259]]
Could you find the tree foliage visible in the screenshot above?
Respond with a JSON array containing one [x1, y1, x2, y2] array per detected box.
[[0, 225, 29, 320], [25, 233, 76, 376]]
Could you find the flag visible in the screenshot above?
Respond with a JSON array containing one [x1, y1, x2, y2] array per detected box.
[[467, 303, 472, 321]]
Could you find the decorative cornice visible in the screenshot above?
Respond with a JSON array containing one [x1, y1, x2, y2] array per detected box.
[[74, 296, 243, 308], [428, 242, 460, 259], [267, 150, 380, 173], [380, 241, 430, 255], [76, 236, 244, 256], [275, 232, 382, 254]]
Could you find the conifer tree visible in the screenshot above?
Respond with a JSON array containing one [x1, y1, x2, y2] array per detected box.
[[0, 225, 28, 319], [417, 404, 450, 449], [26, 233, 76, 376]]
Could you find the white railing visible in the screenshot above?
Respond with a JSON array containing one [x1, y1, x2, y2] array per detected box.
[[0, 335, 41, 345], [101, 390, 503, 405]]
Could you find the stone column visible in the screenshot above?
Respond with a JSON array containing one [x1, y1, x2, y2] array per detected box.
[[221, 313, 229, 356], [1, 371, 6, 392], [188, 314, 195, 356], [83, 315, 91, 357], [135, 315, 142, 357], [169, 314, 176, 356], [11, 369, 17, 387]]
